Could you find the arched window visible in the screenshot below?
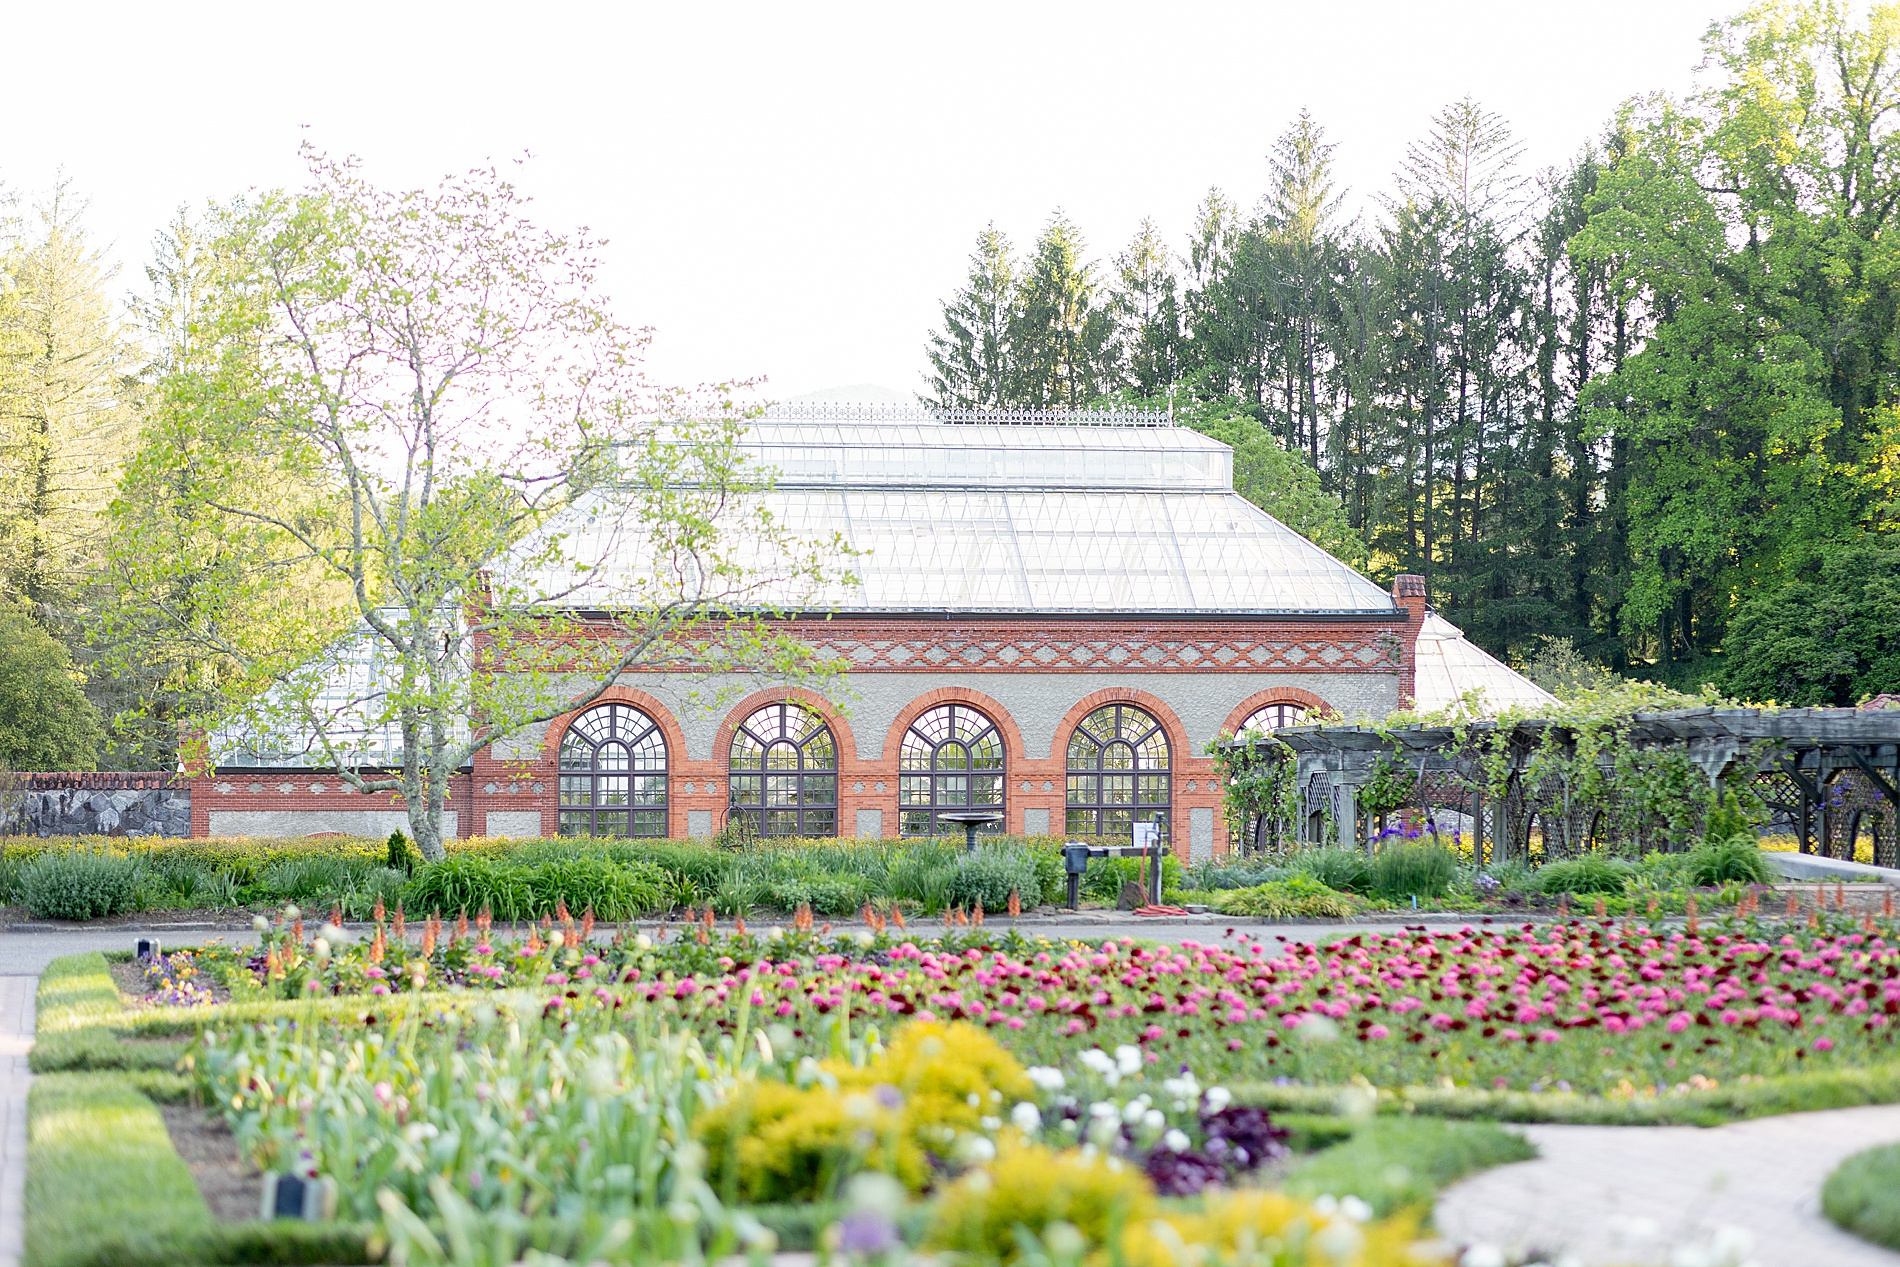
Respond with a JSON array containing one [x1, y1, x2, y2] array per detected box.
[[728, 702, 838, 837], [1241, 702, 1308, 734], [1066, 704, 1169, 838], [899, 703, 1004, 837], [558, 703, 668, 837]]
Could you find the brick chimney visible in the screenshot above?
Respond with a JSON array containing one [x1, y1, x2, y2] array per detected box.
[[1391, 575, 1429, 708]]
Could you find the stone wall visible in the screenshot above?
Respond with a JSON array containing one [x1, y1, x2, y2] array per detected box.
[[2, 778, 191, 838]]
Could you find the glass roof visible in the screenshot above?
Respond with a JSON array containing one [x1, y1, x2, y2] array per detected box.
[[533, 409, 1401, 615], [1412, 613, 1558, 714]]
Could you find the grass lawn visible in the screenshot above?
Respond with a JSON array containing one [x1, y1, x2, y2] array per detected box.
[[1824, 1141, 1900, 1251]]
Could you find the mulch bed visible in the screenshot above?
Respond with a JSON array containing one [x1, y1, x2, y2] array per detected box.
[[161, 1101, 262, 1222]]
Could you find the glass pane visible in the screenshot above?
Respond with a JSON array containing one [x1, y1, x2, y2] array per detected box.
[[594, 811, 629, 837], [803, 809, 837, 838], [559, 776, 592, 806], [1101, 742, 1135, 770], [804, 731, 836, 767], [900, 809, 935, 837], [764, 809, 800, 836], [631, 775, 667, 806], [899, 733, 933, 771], [970, 774, 1002, 806], [558, 735, 593, 770], [1066, 774, 1097, 805], [899, 775, 933, 806], [1102, 774, 1134, 806], [766, 743, 801, 771], [559, 810, 591, 836], [766, 774, 800, 806], [1136, 731, 1170, 769], [730, 732, 764, 769], [1066, 808, 1097, 835], [911, 706, 954, 745], [596, 742, 629, 772], [597, 775, 629, 807], [629, 809, 666, 838], [937, 774, 970, 806], [1084, 707, 1118, 741], [730, 774, 762, 806], [1066, 732, 1097, 763], [802, 775, 836, 806], [937, 741, 969, 770], [1138, 774, 1170, 805], [969, 734, 1004, 770], [628, 729, 667, 771], [1101, 808, 1134, 837]]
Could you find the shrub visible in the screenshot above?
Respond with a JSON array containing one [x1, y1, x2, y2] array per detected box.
[[19, 850, 143, 920], [946, 848, 1041, 911], [385, 831, 417, 874], [521, 855, 665, 920], [1535, 853, 1634, 896], [1369, 843, 1456, 900], [1684, 835, 1775, 886], [927, 1140, 1154, 1260], [1823, 1141, 1900, 1250], [1211, 875, 1357, 919], [403, 855, 530, 920]]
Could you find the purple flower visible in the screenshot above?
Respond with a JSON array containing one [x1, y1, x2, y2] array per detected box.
[[1143, 1147, 1228, 1196], [1200, 1105, 1288, 1172], [835, 1210, 899, 1255]]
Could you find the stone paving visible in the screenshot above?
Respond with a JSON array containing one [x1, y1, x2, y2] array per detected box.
[[0, 976, 32, 1267], [1436, 1107, 1900, 1266]]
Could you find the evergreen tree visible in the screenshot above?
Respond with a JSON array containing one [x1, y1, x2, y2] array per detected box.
[[925, 224, 1018, 408], [1010, 213, 1113, 408]]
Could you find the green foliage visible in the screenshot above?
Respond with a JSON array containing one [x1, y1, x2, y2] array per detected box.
[[1684, 836, 1774, 887], [0, 601, 104, 770], [1368, 844, 1457, 901], [402, 854, 665, 922], [1211, 875, 1358, 919], [1280, 1117, 1535, 1217], [946, 848, 1043, 911], [37, 952, 124, 1034], [1716, 537, 1900, 705], [385, 830, 417, 874], [1287, 847, 1372, 895], [1824, 1141, 1900, 1251], [19, 849, 142, 919], [1533, 854, 1633, 896]]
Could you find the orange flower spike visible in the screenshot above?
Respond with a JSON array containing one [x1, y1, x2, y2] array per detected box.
[[892, 907, 907, 931], [1007, 889, 1022, 919], [373, 896, 386, 926], [581, 906, 595, 939], [974, 901, 985, 925], [392, 905, 406, 941]]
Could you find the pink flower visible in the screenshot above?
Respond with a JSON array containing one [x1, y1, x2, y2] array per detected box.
[[1667, 1014, 1691, 1034], [1366, 1024, 1389, 1039], [1815, 1038, 1835, 1052]]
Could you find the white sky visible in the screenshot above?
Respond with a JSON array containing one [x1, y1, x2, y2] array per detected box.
[[4, 1, 1733, 402]]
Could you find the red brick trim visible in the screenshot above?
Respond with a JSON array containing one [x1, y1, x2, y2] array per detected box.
[[545, 687, 691, 767], [878, 687, 1027, 765], [710, 687, 861, 764], [1219, 687, 1336, 739]]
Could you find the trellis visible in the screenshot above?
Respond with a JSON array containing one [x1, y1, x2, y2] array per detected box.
[[1223, 707, 1900, 863]]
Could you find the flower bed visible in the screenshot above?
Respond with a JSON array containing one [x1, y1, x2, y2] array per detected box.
[[157, 907, 1900, 1097]]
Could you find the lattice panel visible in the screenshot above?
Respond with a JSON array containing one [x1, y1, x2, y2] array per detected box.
[[802, 633, 1399, 673]]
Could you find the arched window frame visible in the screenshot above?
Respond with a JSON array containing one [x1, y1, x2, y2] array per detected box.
[[898, 703, 1005, 837], [557, 703, 668, 837], [1241, 702, 1309, 734], [727, 702, 839, 838], [1065, 703, 1170, 838]]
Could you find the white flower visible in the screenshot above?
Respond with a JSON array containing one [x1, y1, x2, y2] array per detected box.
[[1088, 1100, 1119, 1119], [283, 905, 301, 920], [1115, 1045, 1143, 1076], [854, 931, 874, 948], [1312, 1194, 1338, 1216], [1163, 1128, 1190, 1153], [767, 926, 785, 941], [959, 1135, 997, 1165], [1122, 1094, 1152, 1123], [1011, 1102, 1042, 1133], [1143, 1109, 1167, 1133], [1339, 1195, 1372, 1224], [1079, 1049, 1115, 1075], [1026, 1066, 1066, 1092], [1204, 1086, 1232, 1113], [634, 934, 653, 950], [1459, 1247, 1507, 1267], [549, 931, 565, 949], [312, 937, 331, 961], [252, 916, 270, 933]]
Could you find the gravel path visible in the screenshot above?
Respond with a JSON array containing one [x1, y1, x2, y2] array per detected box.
[[1436, 1107, 1900, 1266]]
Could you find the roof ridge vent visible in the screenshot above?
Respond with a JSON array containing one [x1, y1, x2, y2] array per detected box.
[[762, 401, 1174, 428]]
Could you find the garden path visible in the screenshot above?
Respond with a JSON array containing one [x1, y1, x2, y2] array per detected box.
[[1436, 1106, 1900, 1266], [0, 976, 32, 1267]]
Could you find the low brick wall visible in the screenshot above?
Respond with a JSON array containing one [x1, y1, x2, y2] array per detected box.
[[1, 774, 191, 838]]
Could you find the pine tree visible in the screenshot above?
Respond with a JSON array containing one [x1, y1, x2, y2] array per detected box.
[[1110, 218, 1182, 397], [1010, 213, 1112, 408], [0, 182, 137, 619], [924, 224, 1017, 408]]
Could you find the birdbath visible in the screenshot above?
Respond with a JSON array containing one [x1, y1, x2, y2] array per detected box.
[[939, 809, 1003, 854]]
